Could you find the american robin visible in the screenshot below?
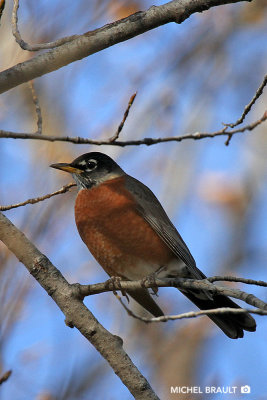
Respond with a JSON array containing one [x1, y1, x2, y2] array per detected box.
[[51, 152, 256, 339]]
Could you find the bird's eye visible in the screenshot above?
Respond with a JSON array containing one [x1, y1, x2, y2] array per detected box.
[[86, 159, 97, 170]]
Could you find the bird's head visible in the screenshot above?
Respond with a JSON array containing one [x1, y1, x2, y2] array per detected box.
[[50, 152, 124, 189]]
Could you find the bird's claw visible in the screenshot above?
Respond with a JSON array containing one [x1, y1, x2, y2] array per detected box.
[[109, 276, 128, 298], [141, 266, 167, 295]]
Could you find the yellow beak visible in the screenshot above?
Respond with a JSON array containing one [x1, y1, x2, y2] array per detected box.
[[50, 163, 83, 174]]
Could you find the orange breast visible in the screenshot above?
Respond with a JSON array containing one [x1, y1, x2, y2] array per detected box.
[[74, 176, 173, 278]]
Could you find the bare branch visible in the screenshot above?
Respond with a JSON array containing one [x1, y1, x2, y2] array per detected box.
[[108, 92, 137, 142], [224, 74, 267, 128], [224, 133, 233, 146], [224, 110, 267, 145], [1, 111, 266, 147], [1, 0, 251, 94], [0, 183, 76, 211], [0, 370, 12, 385], [0, 212, 160, 400], [208, 276, 267, 287], [116, 293, 267, 324], [11, 0, 78, 51], [77, 276, 267, 311], [28, 80, 42, 134]]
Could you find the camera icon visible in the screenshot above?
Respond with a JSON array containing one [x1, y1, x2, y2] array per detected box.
[[241, 385, 251, 394]]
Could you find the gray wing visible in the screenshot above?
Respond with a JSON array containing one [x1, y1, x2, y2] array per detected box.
[[125, 175, 206, 280]]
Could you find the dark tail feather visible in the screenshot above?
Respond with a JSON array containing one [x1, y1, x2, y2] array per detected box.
[[183, 290, 256, 339], [127, 288, 164, 317], [126, 287, 256, 339]]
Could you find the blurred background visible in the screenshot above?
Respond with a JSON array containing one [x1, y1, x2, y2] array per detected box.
[[0, 0, 267, 399]]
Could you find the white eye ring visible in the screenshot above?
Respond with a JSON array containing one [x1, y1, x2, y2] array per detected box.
[[86, 159, 97, 170]]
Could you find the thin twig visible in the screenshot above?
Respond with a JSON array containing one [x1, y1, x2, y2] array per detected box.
[[78, 276, 267, 297], [1, 112, 266, 147], [208, 276, 267, 287], [108, 92, 137, 142], [224, 75, 267, 145], [0, 183, 76, 211], [76, 276, 267, 310], [225, 110, 267, 145], [224, 74, 267, 129], [116, 294, 267, 324], [28, 80, 42, 134], [11, 0, 78, 51], [225, 133, 233, 146], [0, 370, 12, 385]]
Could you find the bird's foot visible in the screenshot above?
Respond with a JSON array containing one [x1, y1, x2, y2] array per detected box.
[[141, 266, 166, 296], [108, 276, 129, 301]]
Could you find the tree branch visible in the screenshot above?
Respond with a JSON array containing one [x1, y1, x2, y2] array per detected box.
[[116, 294, 267, 324], [0, 0, 251, 94], [108, 92, 137, 142], [0, 212, 159, 400], [207, 276, 267, 287], [1, 111, 265, 147], [224, 74, 267, 128], [0, 370, 12, 386], [28, 80, 43, 134], [0, 183, 76, 211], [11, 0, 79, 51], [76, 276, 267, 311]]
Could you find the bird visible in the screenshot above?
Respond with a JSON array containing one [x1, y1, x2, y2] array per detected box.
[[50, 152, 256, 339]]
